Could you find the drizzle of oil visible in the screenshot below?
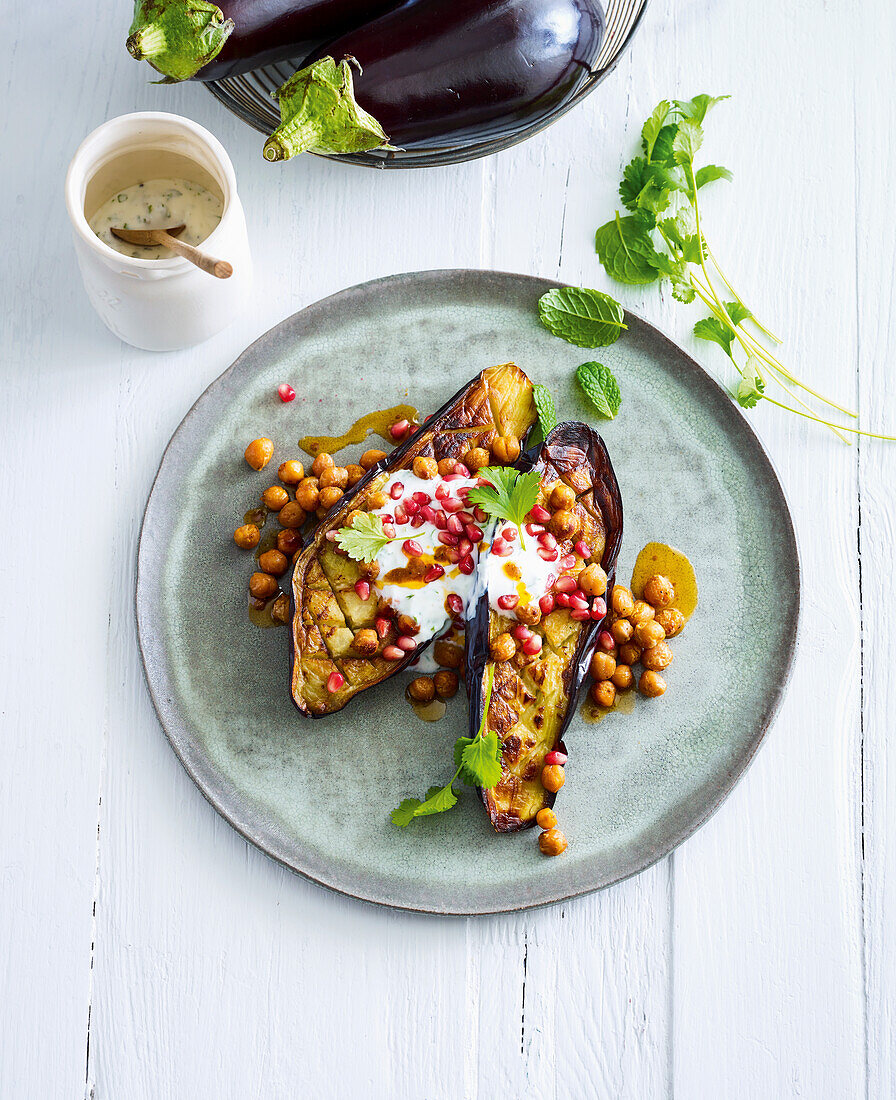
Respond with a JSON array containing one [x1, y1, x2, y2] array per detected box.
[[630, 542, 698, 621], [253, 527, 280, 561], [247, 590, 290, 629], [406, 689, 447, 722], [299, 404, 419, 458], [243, 506, 268, 529], [581, 688, 637, 723]]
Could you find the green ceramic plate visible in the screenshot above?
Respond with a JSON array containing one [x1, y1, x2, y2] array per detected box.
[[136, 270, 799, 914]]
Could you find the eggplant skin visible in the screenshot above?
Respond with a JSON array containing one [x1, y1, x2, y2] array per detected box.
[[289, 363, 535, 717], [465, 423, 623, 832], [304, 0, 605, 147]]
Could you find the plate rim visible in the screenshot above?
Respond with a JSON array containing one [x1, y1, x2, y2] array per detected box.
[[135, 268, 801, 915]]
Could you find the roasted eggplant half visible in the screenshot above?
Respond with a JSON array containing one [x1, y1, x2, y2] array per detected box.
[[290, 363, 535, 716], [465, 423, 623, 831]]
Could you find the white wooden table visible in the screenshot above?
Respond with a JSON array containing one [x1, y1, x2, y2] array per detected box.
[[3, 0, 894, 1095]]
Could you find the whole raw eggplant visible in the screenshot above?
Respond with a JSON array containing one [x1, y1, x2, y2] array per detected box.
[[126, 0, 402, 82], [464, 423, 623, 831], [263, 0, 605, 159]]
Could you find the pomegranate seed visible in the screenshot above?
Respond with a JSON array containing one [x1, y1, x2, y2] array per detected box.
[[592, 597, 607, 617], [465, 524, 484, 542], [378, 512, 394, 524], [454, 463, 470, 476], [405, 499, 420, 514], [446, 548, 462, 564], [573, 589, 588, 603], [396, 635, 418, 652], [410, 514, 426, 528], [497, 594, 519, 611], [456, 485, 472, 499], [556, 592, 572, 607], [424, 565, 445, 582], [544, 573, 556, 589], [539, 594, 556, 615], [502, 527, 517, 541], [326, 671, 344, 693], [403, 539, 423, 557], [560, 554, 578, 570], [442, 497, 464, 513], [545, 750, 568, 767], [555, 575, 577, 593], [420, 505, 436, 523], [522, 635, 543, 656], [475, 477, 491, 487], [474, 506, 489, 524], [442, 473, 465, 483], [458, 537, 473, 556], [325, 529, 339, 541], [435, 483, 449, 501], [513, 624, 532, 641], [446, 593, 464, 616], [382, 645, 404, 660], [491, 538, 512, 557], [525, 523, 545, 537], [375, 617, 391, 639], [569, 595, 589, 611], [598, 631, 615, 652], [394, 505, 409, 524], [457, 510, 474, 524], [278, 383, 296, 402], [538, 531, 557, 550], [354, 580, 370, 600], [446, 514, 463, 535], [458, 555, 475, 575], [575, 540, 592, 559], [412, 491, 431, 505], [382, 522, 396, 538], [390, 419, 410, 440], [530, 505, 551, 523], [570, 609, 591, 621], [390, 482, 404, 500], [538, 547, 559, 562], [438, 531, 459, 546], [432, 511, 448, 529]]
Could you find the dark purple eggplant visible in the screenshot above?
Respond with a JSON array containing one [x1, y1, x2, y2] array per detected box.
[[126, 0, 402, 82], [464, 423, 623, 831], [262, 0, 604, 160]]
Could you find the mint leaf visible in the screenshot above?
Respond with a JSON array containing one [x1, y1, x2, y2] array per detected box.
[[673, 94, 729, 125], [459, 731, 503, 789], [390, 798, 422, 826], [576, 362, 622, 419], [595, 214, 661, 285], [533, 384, 558, 437], [693, 317, 736, 359], [641, 100, 671, 161], [696, 164, 733, 189], [538, 287, 627, 348]]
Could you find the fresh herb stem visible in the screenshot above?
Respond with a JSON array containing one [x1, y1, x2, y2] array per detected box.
[[705, 247, 781, 344], [761, 397, 896, 441]]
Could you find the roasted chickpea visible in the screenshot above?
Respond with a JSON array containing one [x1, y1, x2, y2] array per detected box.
[[539, 827, 568, 856], [541, 764, 566, 793], [550, 509, 580, 540], [491, 434, 521, 464], [249, 572, 278, 600], [619, 642, 642, 667], [629, 600, 656, 627], [271, 593, 291, 623], [278, 460, 304, 485], [434, 640, 464, 669], [244, 437, 274, 471], [395, 613, 420, 637], [352, 628, 379, 656], [311, 452, 334, 477], [490, 632, 516, 662], [610, 618, 634, 644], [655, 607, 685, 638], [294, 477, 320, 511], [319, 465, 349, 490], [590, 679, 616, 708], [277, 529, 302, 556], [463, 447, 490, 473], [549, 483, 576, 511], [408, 676, 436, 704], [262, 485, 290, 511], [589, 651, 616, 681], [258, 549, 288, 576], [611, 664, 634, 691], [578, 563, 608, 597], [437, 458, 459, 476], [345, 464, 365, 488], [634, 619, 666, 649], [278, 501, 307, 529], [611, 584, 635, 617], [344, 509, 364, 529], [536, 807, 558, 830], [639, 670, 667, 697], [643, 574, 675, 609], [233, 523, 260, 550], [641, 641, 673, 672], [412, 456, 438, 480], [360, 449, 387, 470], [318, 486, 344, 511], [433, 670, 460, 699], [366, 490, 387, 509], [515, 603, 542, 626]]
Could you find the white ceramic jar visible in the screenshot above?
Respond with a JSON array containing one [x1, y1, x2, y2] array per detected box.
[[65, 112, 253, 351]]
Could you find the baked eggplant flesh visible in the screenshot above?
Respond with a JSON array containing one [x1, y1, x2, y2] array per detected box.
[[289, 363, 536, 716], [465, 422, 623, 831]]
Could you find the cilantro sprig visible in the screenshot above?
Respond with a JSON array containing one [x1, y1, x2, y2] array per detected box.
[[466, 467, 541, 549], [334, 512, 400, 563], [391, 665, 500, 826]]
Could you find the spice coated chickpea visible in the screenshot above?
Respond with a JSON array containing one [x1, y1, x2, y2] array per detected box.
[[536, 807, 558, 831], [491, 435, 521, 464], [590, 679, 616, 708], [258, 549, 288, 576], [611, 664, 634, 691], [352, 628, 379, 656], [610, 618, 634, 645], [233, 523, 260, 550], [550, 509, 580, 540], [641, 641, 674, 672], [261, 485, 290, 511], [541, 764, 566, 793], [249, 572, 278, 600], [655, 607, 685, 638], [360, 449, 387, 470], [437, 458, 459, 476], [629, 600, 656, 627], [295, 477, 320, 511], [310, 452, 334, 477], [366, 490, 387, 509], [434, 640, 464, 669], [244, 437, 274, 471], [634, 619, 666, 649], [578, 563, 608, 597], [490, 632, 516, 662], [277, 529, 303, 556], [412, 456, 438, 480], [549, 483, 576, 511], [345, 509, 364, 529], [345, 464, 365, 488], [611, 584, 635, 618], [319, 465, 349, 490], [278, 460, 305, 485], [515, 603, 542, 626], [589, 651, 616, 681], [271, 593, 291, 624], [463, 447, 490, 473], [318, 486, 344, 511], [639, 670, 667, 697], [408, 676, 436, 704], [539, 828, 568, 857], [619, 642, 642, 667], [643, 574, 675, 609], [278, 501, 306, 529], [433, 670, 460, 699]]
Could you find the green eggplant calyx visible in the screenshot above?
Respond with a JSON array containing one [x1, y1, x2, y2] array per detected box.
[[263, 57, 391, 162], [127, 0, 234, 81]]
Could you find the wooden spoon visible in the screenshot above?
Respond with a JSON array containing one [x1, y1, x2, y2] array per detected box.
[[110, 224, 233, 279]]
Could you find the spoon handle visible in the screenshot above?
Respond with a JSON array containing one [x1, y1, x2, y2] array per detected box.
[[155, 231, 233, 279]]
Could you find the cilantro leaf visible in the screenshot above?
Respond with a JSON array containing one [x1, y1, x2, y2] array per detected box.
[[619, 156, 652, 210], [532, 384, 558, 438], [659, 212, 702, 263], [646, 123, 679, 166], [414, 784, 458, 817], [670, 273, 697, 303], [538, 287, 627, 348], [390, 798, 422, 826], [467, 467, 541, 545], [576, 362, 622, 419], [641, 100, 671, 160], [723, 301, 752, 326], [736, 359, 765, 408], [594, 214, 661, 285], [673, 119, 704, 167], [458, 732, 503, 789], [673, 94, 729, 125], [693, 317, 736, 359], [335, 511, 396, 563], [696, 164, 733, 189]]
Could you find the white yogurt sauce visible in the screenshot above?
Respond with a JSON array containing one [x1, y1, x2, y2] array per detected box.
[[481, 522, 562, 613], [89, 177, 223, 259]]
